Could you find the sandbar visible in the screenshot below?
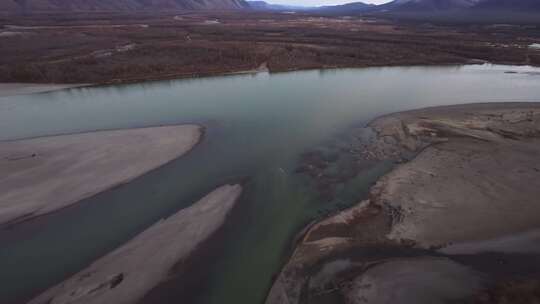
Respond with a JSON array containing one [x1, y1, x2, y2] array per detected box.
[[28, 184, 242, 304], [0, 125, 202, 227]]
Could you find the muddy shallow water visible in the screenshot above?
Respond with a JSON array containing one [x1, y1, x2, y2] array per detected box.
[[1, 64, 540, 304]]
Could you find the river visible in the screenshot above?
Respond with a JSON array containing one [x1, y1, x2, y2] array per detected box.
[[1, 64, 540, 304]]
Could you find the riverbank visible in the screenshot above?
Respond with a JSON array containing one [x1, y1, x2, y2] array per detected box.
[[0, 125, 202, 227], [0, 63, 269, 97], [266, 102, 540, 304], [0, 83, 88, 97], [28, 183, 242, 304], [1, 11, 539, 84]]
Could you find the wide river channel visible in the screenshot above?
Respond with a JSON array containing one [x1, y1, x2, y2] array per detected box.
[[1, 64, 540, 304]]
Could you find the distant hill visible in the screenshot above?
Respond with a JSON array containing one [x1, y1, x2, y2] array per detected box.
[[248, 1, 280, 10], [0, 0, 18, 10], [473, 0, 540, 11], [1, 0, 248, 12], [314, 0, 540, 16], [318, 2, 375, 13], [248, 1, 375, 13], [248, 0, 540, 24], [379, 0, 481, 11], [247, 0, 307, 11], [349, 0, 540, 24]]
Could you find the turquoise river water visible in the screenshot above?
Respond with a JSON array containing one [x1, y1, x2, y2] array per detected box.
[[1, 64, 540, 304]]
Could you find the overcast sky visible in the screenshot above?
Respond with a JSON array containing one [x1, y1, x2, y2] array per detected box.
[[265, 0, 391, 6]]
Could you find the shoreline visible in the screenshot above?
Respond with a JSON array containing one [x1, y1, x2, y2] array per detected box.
[[0, 124, 203, 228], [266, 102, 540, 304], [0, 83, 89, 98], [2, 61, 538, 97]]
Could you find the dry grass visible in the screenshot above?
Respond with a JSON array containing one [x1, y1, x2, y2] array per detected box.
[[0, 11, 539, 83]]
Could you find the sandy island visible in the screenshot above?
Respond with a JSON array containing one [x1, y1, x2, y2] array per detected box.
[[267, 102, 540, 304], [28, 184, 242, 304], [0, 125, 202, 227]]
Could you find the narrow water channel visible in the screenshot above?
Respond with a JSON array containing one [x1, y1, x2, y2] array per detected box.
[[1, 64, 540, 304]]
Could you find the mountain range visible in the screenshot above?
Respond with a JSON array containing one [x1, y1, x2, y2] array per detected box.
[[379, 0, 540, 11], [317, 0, 540, 13], [1, 0, 539, 16], [1, 0, 248, 12], [379, 0, 482, 11], [472, 0, 540, 11]]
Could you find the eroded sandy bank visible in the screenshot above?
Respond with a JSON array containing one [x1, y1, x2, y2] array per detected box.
[[28, 184, 242, 304], [370, 103, 540, 247], [0, 125, 202, 227], [266, 102, 540, 304]]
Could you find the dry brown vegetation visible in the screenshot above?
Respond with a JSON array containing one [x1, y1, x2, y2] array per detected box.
[[1, 11, 540, 84]]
